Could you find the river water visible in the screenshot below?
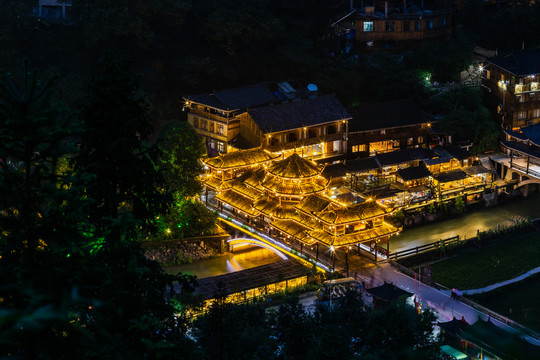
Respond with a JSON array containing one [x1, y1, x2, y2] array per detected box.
[[165, 194, 540, 278], [389, 194, 540, 252], [163, 247, 281, 279]]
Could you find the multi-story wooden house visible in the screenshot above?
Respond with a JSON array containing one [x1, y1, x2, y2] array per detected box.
[[347, 99, 432, 157], [243, 95, 351, 160], [354, 1, 453, 47], [482, 49, 540, 130], [184, 83, 351, 159], [184, 83, 277, 155]]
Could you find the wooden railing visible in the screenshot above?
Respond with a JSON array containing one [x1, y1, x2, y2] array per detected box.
[[388, 235, 460, 260], [389, 260, 540, 343]]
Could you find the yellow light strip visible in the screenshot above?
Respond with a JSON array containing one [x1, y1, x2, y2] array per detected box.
[[219, 217, 327, 273]]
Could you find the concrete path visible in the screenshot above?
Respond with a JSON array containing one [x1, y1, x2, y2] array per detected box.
[[356, 263, 540, 346], [462, 266, 540, 295]]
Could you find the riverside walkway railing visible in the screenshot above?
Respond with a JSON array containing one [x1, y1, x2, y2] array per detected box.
[[387, 235, 461, 261], [389, 260, 540, 344]]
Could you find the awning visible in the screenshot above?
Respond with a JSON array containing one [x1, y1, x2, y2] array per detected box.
[[440, 345, 467, 359]]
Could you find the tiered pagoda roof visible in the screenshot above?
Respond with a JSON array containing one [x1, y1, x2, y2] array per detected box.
[[204, 151, 401, 249], [295, 194, 333, 214], [205, 148, 279, 169], [267, 153, 322, 179], [309, 223, 399, 247], [271, 220, 316, 245], [216, 191, 259, 216], [261, 175, 327, 195], [314, 200, 390, 225], [253, 198, 297, 219]]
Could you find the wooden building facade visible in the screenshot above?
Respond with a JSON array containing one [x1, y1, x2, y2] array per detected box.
[[482, 49, 540, 130]]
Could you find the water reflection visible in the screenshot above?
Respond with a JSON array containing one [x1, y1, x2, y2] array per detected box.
[[390, 194, 540, 252], [163, 246, 281, 279]]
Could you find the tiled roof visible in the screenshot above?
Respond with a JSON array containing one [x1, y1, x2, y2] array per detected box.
[[376, 149, 415, 167], [423, 156, 454, 166], [216, 191, 258, 216], [501, 140, 540, 160], [308, 223, 399, 247], [185, 83, 276, 111], [321, 163, 348, 179], [433, 169, 468, 183], [396, 164, 432, 181], [248, 94, 351, 133], [314, 200, 389, 225], [253, 198, 296, 219], [348, 99, 426, 132], [205, 148, 279, 169], [229, 180, 264, 200], [239, 168, 266, 190], [375, 148, 434, 167], [443, 144, 471, 161], [203, 175, 226, 190], [192, 260, 307, 298], [294, 194, 332, 214], [260, 175, 327, 195], [345, 156, 381, 172], [487, 49, 540, 76], [271, 220, 316, 245], [504, 123, 540, 147], [267, 153, 322, 178]]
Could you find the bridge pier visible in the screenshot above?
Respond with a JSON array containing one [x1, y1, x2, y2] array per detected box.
[[522, 183, 530, 198]]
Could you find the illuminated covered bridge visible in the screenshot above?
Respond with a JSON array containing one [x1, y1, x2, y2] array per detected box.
[[203, 148, 401, 262]]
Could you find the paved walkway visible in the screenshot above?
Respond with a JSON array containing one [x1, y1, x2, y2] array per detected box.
[[462, 265, 540, 295], [354, 263, 540, 346]]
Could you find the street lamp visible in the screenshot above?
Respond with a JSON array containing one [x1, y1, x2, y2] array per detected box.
[[330, 246, 335, 272]]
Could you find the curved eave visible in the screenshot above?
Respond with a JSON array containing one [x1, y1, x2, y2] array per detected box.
[[501, 140, 540, 160], [314, 202, 391, 226], [309, 223, 400, 247], [216, 191, 259, 216]]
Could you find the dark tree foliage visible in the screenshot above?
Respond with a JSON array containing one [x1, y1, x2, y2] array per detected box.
[[0, 66, 196, 358], [157, 120, 206, 201], [0, 65, 90, 357], [427, 86, 501, 154], [68, 0, 191, 47], [462, 1, 540, 51], [74, 53, 170, 230], [192, 294, 442, 360]]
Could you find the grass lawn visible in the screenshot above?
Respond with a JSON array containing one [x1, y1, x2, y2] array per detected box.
[[429, 231, 540, 290], [469, 273, 540, 333]]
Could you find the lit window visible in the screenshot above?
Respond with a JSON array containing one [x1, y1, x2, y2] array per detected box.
[[363, 22, 373, 32], [441, 17, 447, 27], [217, 142, 226, 153], [352, 144, 366, 153], [218, 124, 224, 135], [518, 111, 527, 120], [534, 109, 540, 118], [427, 19, 434, 29]]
